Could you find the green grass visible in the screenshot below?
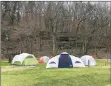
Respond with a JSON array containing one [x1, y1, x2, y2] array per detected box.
[[1, 61, 11, 66], [96, 59, 110, 66], [1, 61, 110, 86]]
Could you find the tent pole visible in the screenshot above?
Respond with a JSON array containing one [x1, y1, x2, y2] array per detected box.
[[88, 60, 90, 67]]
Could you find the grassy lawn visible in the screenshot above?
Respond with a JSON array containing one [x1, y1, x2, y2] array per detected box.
[[96, 59, 110, 66], [1, 60, 110, 86], [1, 61, 11, 66]]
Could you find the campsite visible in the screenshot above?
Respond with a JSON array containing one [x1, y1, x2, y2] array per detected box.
[[1, 1, 111, 86], [1, 53, 111, 86]]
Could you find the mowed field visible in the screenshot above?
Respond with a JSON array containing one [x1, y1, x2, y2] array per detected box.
[[1, 59, 111, 86]]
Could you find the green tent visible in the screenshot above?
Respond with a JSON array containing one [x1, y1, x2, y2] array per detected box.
[[12, 53, 38, 66]]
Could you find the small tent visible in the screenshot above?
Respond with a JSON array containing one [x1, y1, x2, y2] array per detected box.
[[81, 55, 96, 66], [39, 56, 50, 63], [39, 59, 44, 63], [12, 53, 38, 66], [46, 52, 85, 68], [107, 56, 111, 62]]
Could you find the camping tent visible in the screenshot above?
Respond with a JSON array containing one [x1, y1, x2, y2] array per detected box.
[[46, 52, 85, 68], [81, 55, 96, 66], [39, 56, 50, 63], [39, 59, 44, 63], [12, 53, 38, 66], [107, 56, 111, 62]]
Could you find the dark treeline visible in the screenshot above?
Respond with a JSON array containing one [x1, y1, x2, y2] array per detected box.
[[1, 1, 111, 58]]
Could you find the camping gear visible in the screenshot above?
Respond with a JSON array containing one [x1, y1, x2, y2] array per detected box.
[[81, 55, 96, 66], [46, 52, 85, 68], [12, 53, 38, 66]]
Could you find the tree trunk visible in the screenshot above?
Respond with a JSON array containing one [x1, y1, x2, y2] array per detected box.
[[39, 36, 42, 51], [8, 56, 12, 63], [52, 27, 56, 55], [83, 40, 87, 55], [84, 46, 88, 54], [30, 41, 32, 53]]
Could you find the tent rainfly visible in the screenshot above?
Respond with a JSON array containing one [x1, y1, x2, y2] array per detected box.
[[46, 52, 85, 68], [12, 53, 38, 66]]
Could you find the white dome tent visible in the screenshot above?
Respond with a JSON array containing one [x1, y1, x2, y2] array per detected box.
[[39, 56, 50, 63], [46, 52, 85, 68], [81, 55, 96, 66], [12, 53, 38, 66]]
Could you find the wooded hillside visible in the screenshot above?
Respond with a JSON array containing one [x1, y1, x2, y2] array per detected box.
[[1, 1, 111, 58]]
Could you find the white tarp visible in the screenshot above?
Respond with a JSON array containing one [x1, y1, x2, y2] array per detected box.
[[81, 55, 96, 66], [12, 53, 36, 64], [46, 53, 85, 68]]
